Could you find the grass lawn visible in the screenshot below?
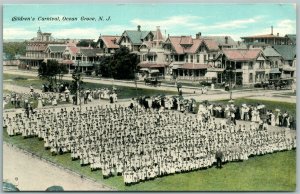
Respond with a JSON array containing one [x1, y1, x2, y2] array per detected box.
[[3, 128, 296, 191], [3, 73, 36, 81], [3, 73, 177, 99]]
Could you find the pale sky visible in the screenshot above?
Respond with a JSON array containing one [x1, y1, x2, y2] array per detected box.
[[3, 3, 296, 41]]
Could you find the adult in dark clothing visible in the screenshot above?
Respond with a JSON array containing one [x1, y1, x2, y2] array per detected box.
[[278, 113, 283, 126], [235, 107, 240, 120], [215, 149, 223, 169], [248, 107, 253, 121]]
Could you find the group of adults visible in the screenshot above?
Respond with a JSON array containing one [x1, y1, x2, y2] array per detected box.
[[3, 101, 296, 185], [197, 102, 296, 130], [73, 88, 118, 105], [135, 96, 197, 114]]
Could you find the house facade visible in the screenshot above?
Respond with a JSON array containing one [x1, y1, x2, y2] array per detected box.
[[118, 25, 154, 52], [211, 49, 270, 85], [19, 28, 66, 69], [96, 35, 120, 55]]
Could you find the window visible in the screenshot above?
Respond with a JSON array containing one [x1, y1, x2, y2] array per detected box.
[[275, 61, 278, 68], [191, 55, 193, 63], [204, 55, 207, 62], [259, 62, 264, 69], [197, 55, 199, 63], [185, 55, 188, 62], [213, 54, 216, 59], [249, 62, 253, 69], [249, 73, 253, 83]]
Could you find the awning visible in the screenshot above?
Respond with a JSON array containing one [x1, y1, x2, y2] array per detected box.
[[269, 68, 281, 74], [205, 72, 217, 78], [139, 68, 150, 72], [150, 69, 160, 73]]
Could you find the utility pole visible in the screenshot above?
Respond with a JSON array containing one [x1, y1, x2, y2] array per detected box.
[[76, 60, 82, 112]]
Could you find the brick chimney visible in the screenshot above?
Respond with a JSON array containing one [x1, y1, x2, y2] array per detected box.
[[271, 26, 273, 35], [137, 25, 141, 31], [196, 32, 201, 39]]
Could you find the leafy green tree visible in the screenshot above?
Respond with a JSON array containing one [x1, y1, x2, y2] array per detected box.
[[76, 40, 97, 48], [38, 60, 68, 87], [94, 56, 112, 77], [3, 41, 27, 59], [110, 46, 139, 80]]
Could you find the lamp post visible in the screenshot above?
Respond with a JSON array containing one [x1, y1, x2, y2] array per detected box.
[[76, 60, 82, 111], [228, 64, 233, 102]]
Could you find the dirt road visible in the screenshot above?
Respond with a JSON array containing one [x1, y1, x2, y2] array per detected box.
[[3, 143, 114, 191]]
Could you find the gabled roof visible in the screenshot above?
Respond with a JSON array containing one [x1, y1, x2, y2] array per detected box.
[[180, 36, 193, 45], [285, 34, 296, 44], [263, 46, 281, 57], [202, 36, 237, 46], [120, 30, 153, 45], [202, 39, 219, 51], [47, 44, 66, 52], [166, 36, 220, 54], [272, 45, 296, 61], [100, 36, 120, 49], [222, 49, 262, 61], [80, 48, 103, 57]]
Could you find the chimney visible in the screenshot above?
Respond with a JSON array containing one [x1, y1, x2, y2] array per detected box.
[[196, 32, 201, 39], [271, 26, 273, 35], [137, 25, 141, 31], [277, 33, 279, 36], [225, 36, 228, 44]]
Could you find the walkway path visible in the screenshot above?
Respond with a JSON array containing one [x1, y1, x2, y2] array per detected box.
[[3, 143, 114, 191]]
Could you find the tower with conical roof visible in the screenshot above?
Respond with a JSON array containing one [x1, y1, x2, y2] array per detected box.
[[37, 27, 42, 40], [153, 26, 164, 47]]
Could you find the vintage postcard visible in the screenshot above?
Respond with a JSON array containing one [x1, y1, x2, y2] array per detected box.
[[2, 3, 296, 192]]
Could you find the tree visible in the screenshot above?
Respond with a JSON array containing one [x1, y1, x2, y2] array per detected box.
[[76, 40, 97, 48], [38, 60, 68, 87], [109, 46, 140, 80], [3, 41, 27, 60], [94, 56, 112, 77], [70, 66, 84, 95]]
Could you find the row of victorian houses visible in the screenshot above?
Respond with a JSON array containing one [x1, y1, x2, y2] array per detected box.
[[19, 26, 296, 86]]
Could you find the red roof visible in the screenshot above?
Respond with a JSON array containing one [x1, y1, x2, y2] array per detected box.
[[222, 49, 262, 61], [68, 46, 79, 55], [167, 36, 220, 54], [180, 36, 193, 45], [178, 63, 210, 70], [101, 36, 120, 49], [202, 39, 219, 51], [153, 27, 164, 41]]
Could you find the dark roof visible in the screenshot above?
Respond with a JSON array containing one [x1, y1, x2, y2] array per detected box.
[[272, 45, 296, 60], [121, 30, 152, 45], [202, 36, 237, 46], [285, 34, 296, 44], [80, 48, 103, 57], [263, 47, 281, 57], [48, 45, 66, 52]]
